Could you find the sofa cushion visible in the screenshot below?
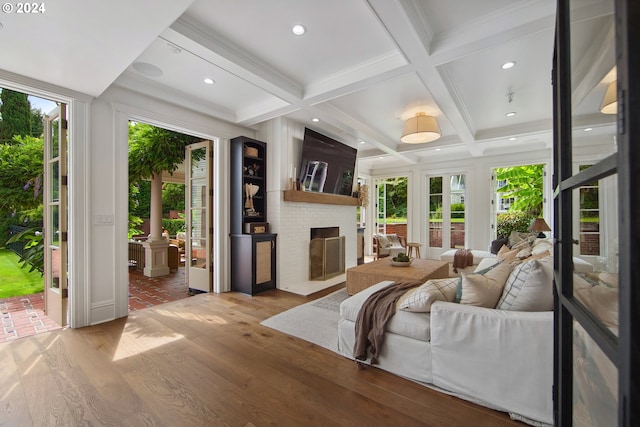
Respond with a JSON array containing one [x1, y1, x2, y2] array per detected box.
[[340, 280, 432, 341], [455, 260, 503, 302], [460, 262, 513, 308], [397, 277, 458, 312], [496, 257, 553, 311]]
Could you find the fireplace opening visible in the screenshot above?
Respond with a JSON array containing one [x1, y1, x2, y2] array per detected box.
[[310, 227, 345, 280]]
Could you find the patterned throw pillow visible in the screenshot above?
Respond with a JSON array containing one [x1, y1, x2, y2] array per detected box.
[[508, 230, 537, 248], [460, 262, 513, 308], [496, 257, 553, 311], [398, 277, 459, 312], [497, 245, 520, 262]]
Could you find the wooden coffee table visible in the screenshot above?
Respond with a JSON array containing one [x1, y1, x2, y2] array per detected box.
[[346, 258, 449, 295]]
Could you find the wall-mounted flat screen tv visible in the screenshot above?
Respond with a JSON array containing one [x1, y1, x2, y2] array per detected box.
[[298, 128, 357, 196]]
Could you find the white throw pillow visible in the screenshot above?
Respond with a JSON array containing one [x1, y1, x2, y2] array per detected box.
[[460, 262, 512, 308], [376, 234, 391, 248], [474, 257, 500, 272], [398, 277, 458, 312], [496, 258, 553, 311], [531, 241, 553, 256]]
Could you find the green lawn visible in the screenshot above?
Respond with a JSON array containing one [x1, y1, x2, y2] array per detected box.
[[0, 248, 43, 298]]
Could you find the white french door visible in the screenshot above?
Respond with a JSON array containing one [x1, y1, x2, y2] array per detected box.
[[43, 104, 68, 326], [185, 141, 213, 293]]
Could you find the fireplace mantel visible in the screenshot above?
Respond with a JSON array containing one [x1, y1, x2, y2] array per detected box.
[[282, 190, 360, 206]]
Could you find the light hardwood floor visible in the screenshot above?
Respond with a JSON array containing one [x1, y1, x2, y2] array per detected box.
[[1, 285, 524, 426]]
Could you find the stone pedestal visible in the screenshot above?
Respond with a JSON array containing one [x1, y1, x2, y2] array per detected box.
[[142, 239, 170, 277]]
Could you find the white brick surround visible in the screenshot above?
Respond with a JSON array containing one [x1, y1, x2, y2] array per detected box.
[[269, 190, 357, 296]]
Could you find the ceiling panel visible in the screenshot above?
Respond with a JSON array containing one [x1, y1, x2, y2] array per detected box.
[[183, 0, 398, 86]]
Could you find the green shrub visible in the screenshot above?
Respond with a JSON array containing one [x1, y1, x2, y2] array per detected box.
[[6, 227, 44, 274], [496, 211, 536, 238], [161, 219, 185, 236]]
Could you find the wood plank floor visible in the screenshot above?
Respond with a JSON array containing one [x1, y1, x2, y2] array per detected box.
[[0, 285, 525, 426]]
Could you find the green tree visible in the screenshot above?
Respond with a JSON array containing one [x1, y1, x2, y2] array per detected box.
[[495, 164, 544, 214], [0, 89, 32, 143], [128, 122, 200, 233], [30, 108, 44, 137], [0, 135, 44, 213], [162, 183, 186, 213], [379, 177, 407, 219], [128, 122, 200, 182]]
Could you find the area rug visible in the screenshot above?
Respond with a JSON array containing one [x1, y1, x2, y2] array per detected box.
[[260, 288, 349, 353]]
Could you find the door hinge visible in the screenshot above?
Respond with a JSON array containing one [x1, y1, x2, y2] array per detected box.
[[61, 175, 68, 186], [61, 119, 68, 130], [60, 231, 68, 242], [210, 189, 213, 197], [618, 89, 626, 135], [61, 288, 69, 298]]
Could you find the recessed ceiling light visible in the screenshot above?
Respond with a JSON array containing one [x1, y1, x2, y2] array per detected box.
[[435, 148, 441, 151], [378, 156, 384, 159], [509, 137, 517, 141], [359, 140, 366, 144], [203, 78, 215, 85], [584, 127, 593, 132], [502, 61, 516, 70], [505, 112, 517, 117], [312, 118, 319, 122], [292, 24, 306, 36]]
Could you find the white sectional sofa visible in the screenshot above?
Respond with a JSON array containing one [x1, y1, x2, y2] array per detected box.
[[337, 257, 556, 425], [440, 237, 594, 274]]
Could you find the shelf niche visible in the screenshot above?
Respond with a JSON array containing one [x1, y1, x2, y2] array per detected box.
[[282, 190, 360, 206]]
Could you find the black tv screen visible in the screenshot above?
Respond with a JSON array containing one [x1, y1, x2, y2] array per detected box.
[[298, 128, 357, 196]]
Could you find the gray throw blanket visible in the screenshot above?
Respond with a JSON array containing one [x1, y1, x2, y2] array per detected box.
[[353, 281, 423, 365]]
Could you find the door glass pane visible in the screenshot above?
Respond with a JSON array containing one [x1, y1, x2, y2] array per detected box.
[[191, 180, 207, 208], [50, 161, 59, 202], [570, 0, 616, 158], [49, 204, 60, 289], [50, 117, 59, 158], [450, 174, 465, 249], [573, 321, 618, 425], [49, 205, 59, 245], [429, 177, 443, 248], [572, 175, 619, 337], [191, 148, 207, 177]]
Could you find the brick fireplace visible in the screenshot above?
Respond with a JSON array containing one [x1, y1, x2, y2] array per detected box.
[[269, 191, 357, 295]]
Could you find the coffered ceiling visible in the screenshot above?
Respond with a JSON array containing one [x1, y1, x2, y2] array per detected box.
[[0, 0, 616, 170]]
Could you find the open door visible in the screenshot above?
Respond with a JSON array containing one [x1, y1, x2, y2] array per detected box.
[[43, 104, 68, 326], [185, 141, 213, 293]]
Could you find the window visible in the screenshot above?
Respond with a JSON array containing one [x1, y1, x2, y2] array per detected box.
[[427, 174, 466, 249]]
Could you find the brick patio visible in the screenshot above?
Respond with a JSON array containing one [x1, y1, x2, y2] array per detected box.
[[0, 266, 189, 342]]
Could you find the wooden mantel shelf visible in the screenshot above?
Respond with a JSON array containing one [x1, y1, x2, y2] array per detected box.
[[282, 190, 360, 206]]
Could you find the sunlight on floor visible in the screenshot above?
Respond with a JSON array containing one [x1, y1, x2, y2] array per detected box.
[[112, 317, 185, 362]]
